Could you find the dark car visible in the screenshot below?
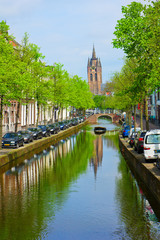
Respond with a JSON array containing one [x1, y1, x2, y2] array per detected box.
[[27, 127, 43, 140], [63, 120, 70, 128], [58, 121, 67, 130], [38, 125, 51, 137], [47, 123, 60, 134], [129, 132, 138, 148], [2, 132, 24, 148], [17, 130, 33, 143], [71, 118, 79, 126], [79, 116, 85, 123], [134, 130, 147, 153]]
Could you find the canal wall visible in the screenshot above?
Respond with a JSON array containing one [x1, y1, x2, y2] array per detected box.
[[0, 121, 88, 171], [119, 136, 160, 204]]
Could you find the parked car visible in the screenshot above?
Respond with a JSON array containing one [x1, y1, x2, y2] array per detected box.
[[143, 129, 160, 162], [2, 132, 24, 148], [38, 125, 51, 137], [58, 121, 67, 130], [129, 132, 138, 148], [134, 130, 147, 153], [71, 118, 79, 126], [122, 125, 130, 138], [66, 120, 73, 127], [63, 120, 70, 128], [129, 127, 141, 138], [17, 130, 33, 143], [79, 116, 85, 123], [47, 123, 60, 134], [27, 127, 43, 140]]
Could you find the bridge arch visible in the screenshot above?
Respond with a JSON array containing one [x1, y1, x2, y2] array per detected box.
[[96, 114, 113, 122], [87, 113, 120, 124]]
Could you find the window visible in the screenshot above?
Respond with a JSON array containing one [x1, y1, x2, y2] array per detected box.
[[146, 134, 160, 144], [90, 74, 92, 81], [95, 73, 97, 81]]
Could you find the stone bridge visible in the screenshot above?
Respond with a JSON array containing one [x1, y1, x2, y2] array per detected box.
[[87, 113, 121, 124]]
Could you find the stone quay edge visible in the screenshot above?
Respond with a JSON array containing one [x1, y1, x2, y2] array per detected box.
[[119, 135, 160, 204], [0, 120, 88, 172]]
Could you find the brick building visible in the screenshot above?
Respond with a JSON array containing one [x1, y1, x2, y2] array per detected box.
[[87, 45, 102, 95]]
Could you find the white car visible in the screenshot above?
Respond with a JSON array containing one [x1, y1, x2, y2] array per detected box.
[[143, 129, 160, 162], [129, 127, 141, 138]]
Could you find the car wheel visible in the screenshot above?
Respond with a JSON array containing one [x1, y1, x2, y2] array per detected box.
[[16, 143, 19, 148], [137, 148, 141, 154]]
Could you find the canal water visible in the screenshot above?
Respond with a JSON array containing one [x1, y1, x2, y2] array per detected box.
[[0, 118, 160, 240]]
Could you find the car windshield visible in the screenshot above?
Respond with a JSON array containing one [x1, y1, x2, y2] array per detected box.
[[19, 131, 28, 134], [4, 133, 17, 138], [39, 126, 46, 130], [28, 128, 37, 132], [145, 134, 160, 144]]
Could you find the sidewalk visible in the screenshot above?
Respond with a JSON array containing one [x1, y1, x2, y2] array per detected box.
[[136, 117, 160, 130]]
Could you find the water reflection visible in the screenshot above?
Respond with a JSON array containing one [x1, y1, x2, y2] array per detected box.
[[90, 136, 103, 178], [115, 141, 160, 239], [0, 131, 95, 240], [0, 120, 160, 239]]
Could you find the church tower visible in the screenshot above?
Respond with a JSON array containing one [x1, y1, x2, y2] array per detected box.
[[87, 45, 102, 95]]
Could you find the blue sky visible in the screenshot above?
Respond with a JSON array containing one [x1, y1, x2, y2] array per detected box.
[[0, 0, 145, 83]]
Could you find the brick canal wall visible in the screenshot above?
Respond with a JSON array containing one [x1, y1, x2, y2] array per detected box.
[[119, 136, 160, 204], [0, 120, 88, 171]]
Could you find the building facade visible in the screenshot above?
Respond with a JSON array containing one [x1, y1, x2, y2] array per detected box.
[[87, 46, 102, 95]]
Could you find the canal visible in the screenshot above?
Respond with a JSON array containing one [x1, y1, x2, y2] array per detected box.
[[0, 118, 160, 240]]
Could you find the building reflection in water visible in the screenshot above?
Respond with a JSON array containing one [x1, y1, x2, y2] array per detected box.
[[89, 131, 119, 178], [90, 135, 103, 178], [0, 134, 77, 202]]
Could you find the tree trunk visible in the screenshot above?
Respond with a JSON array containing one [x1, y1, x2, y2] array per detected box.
[[36, 102, 40, 126], [52, 106, 54, 123], [58, 105, 60, 121], [140, 101, 143, 131], [26, 103, 28, 129], [15, 101, 20, 132], [126, 111, 129, 125], [66, 107, 67, 120], [44, 105, 46, 124], [61, 107, 63, 120], [134, 105, 136, 131], [145, 95, 149, 131], [128, 108, 132, 129], [0, 96, 3, 150]]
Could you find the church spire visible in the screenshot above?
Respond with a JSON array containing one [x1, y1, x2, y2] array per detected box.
[[92, 44, 96, 59]]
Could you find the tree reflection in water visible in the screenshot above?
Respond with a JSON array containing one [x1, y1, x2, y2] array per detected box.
[[0, 129, 160, 239], [0, 131, 95, 240]]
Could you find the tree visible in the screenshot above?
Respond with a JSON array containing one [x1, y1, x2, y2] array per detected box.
[[93, 95, 107, 110], [112, 1, 158, 130], [0, 21, 19, 147]]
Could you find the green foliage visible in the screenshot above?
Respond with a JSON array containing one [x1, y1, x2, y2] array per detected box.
[[112, 1, 160, 95], [93, 95, 106, 109]]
